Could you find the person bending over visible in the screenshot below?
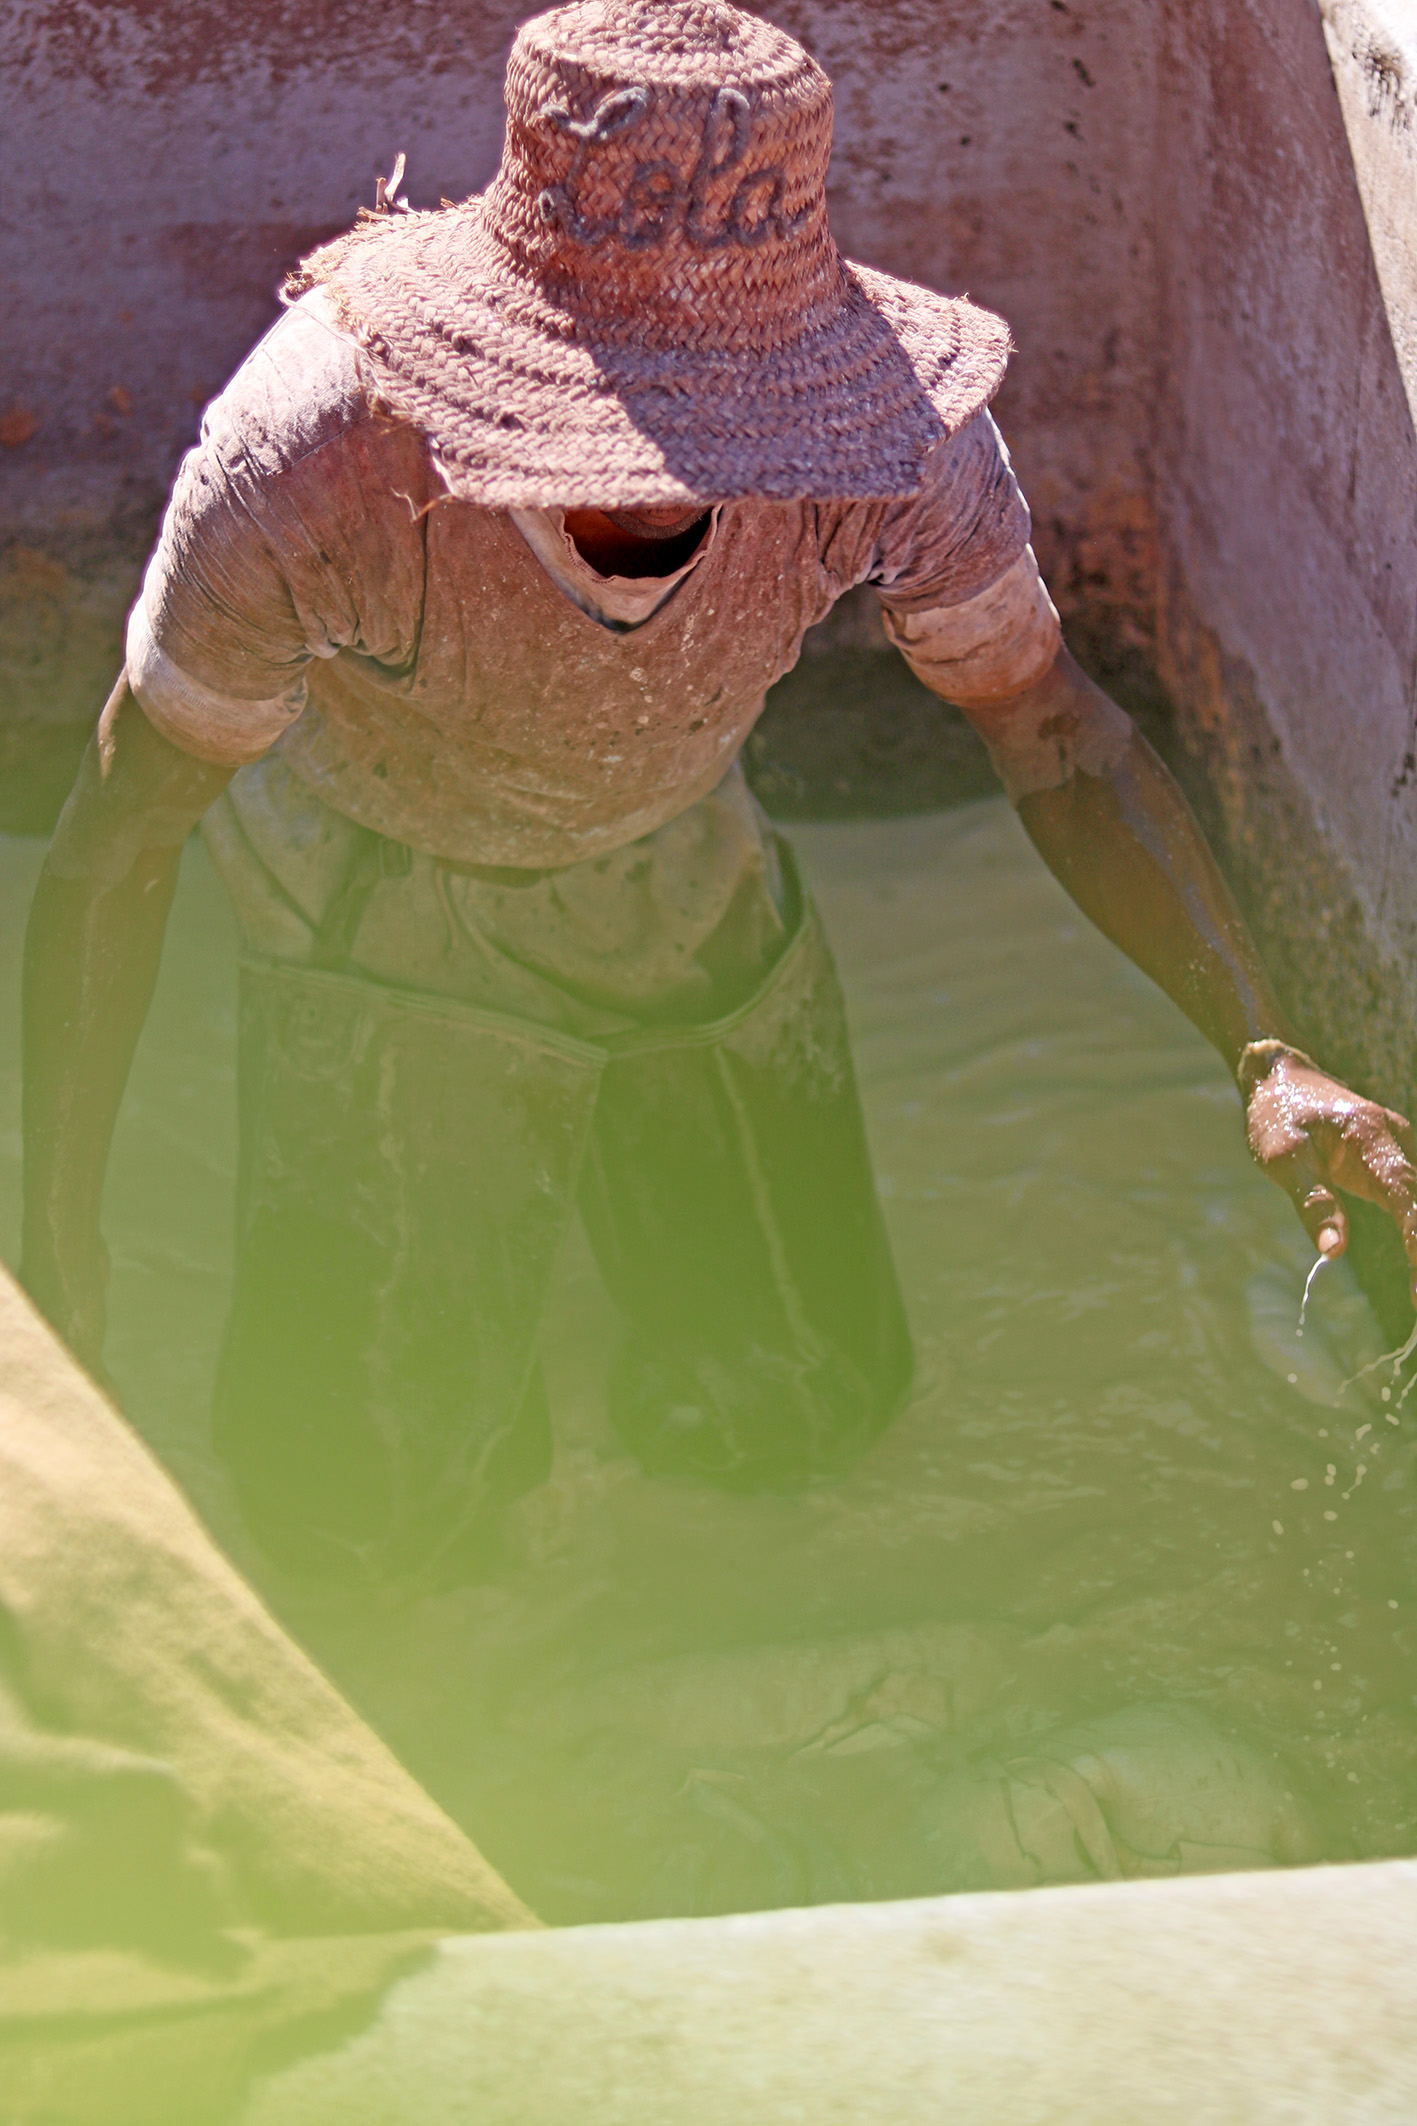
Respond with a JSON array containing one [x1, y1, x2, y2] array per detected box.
[[23, 0, 1417, 1585]]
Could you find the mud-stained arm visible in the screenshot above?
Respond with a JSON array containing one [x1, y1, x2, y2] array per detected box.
[[882, 553, 1281, 1059], [887, 574, 1417, 1298], [21, 678, 235, 1373], [982, 646, 1286, 1065], [1014, 666, 1417, 1297]]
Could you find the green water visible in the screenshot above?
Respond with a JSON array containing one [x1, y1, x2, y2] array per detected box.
[[3, 798, 1415, 1922]]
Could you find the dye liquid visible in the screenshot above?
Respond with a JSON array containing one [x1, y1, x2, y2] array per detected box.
[[1, 799, 1412, 1926]]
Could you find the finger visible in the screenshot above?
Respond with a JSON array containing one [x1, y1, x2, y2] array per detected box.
[[1327, 1139, 1417, 1251], [1310, 1124, 1417, 1296], [1268, 1145, 1348, 1259], [1384, 1107, 1417, 1164], [1303, 1193, 1348, 1260]]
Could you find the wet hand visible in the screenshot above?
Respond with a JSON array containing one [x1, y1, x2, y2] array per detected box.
[[1242, 1045, 1417, 1300]]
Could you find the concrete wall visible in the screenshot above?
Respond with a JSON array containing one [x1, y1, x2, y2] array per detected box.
[[1123, 0, 1417, 1323], [1152, 0, 1417, 1114], [244, 1861, 1417, 2123]]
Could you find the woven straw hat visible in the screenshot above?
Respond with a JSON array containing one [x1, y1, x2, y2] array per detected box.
[[288, 0, 1012, 508]]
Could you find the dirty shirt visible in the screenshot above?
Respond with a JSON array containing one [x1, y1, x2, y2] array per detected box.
[[126, 289, 1034, 870]]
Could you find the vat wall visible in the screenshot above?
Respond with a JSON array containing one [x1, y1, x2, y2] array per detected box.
[[243, 1863, 1417, 2124], [1150, 0, 1417, 1128]]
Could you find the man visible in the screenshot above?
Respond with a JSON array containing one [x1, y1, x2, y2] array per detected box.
[[22, 0, 1417, 1586]]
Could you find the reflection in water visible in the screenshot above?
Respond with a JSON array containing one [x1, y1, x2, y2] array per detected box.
[[3, 801, 1416, 1927]]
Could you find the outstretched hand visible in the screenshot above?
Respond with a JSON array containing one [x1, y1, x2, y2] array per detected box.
[[1244, 1048, 1417, 1303]]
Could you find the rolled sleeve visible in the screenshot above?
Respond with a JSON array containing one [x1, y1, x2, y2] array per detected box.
[[881, 545, 1061, 708], [870, 411, 1033, 612], [125, 290, 432, 766], [125, 592, 309, 765], [863, 410, 1065, 711], [887, 543, 1132, 804]]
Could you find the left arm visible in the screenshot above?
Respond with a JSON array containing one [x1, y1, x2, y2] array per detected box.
[[1009, 651, 1417, 1289], [892, 572, 1417, 1295]]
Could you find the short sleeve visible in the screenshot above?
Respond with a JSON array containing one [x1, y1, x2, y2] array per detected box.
[[868, 410, 1033, 613], [125, 293, 435, 765]]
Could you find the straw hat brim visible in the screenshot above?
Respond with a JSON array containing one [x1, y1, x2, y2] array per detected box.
[[298, 205, 1013, 509]]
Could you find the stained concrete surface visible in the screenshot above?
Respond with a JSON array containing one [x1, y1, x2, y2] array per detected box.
[[3, 1134, 1413, 2121], [242, 1860, 1417, 2124], [1153, 0, 1417, 1110]]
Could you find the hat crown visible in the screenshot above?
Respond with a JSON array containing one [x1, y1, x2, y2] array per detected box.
[[285, 0, 1011, 510], [483, 0, 839, 354]]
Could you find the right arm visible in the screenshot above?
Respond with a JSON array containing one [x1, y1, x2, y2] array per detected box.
[[20, 678, 234, 1373], [20, 297, 419, 1373]]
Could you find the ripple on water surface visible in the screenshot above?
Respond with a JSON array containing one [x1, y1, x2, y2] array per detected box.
[[1, 800, 1413, 1921]]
